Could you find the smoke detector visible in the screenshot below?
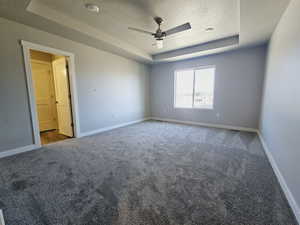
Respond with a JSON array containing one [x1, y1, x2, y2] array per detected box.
[[85, 3, 100, 13]]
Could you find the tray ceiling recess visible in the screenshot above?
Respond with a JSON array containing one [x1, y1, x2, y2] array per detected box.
[[0, 0, 290, 63]]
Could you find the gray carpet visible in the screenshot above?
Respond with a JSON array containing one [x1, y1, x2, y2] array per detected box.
[[0, 120, 297, 225]]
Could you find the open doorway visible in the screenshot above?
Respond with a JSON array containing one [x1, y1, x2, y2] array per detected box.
[[29, 49, 74, 145], [21, 41, 80, 148]]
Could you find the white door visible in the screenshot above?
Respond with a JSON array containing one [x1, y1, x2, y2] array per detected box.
[[52, 57, 74, 137], [31, 61, 58, 132]]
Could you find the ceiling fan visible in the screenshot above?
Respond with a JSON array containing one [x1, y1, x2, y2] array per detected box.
[[128, 17, 191, 49]]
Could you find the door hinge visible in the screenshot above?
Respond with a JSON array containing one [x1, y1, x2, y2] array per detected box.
[[71, 122, 74, 127]]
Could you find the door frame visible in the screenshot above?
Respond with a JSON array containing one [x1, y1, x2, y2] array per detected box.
[[21, 40, 80, 147]]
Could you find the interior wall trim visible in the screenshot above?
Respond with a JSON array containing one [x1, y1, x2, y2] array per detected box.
[[0, 209, 5, 225], [150, 117, 258, 132], [0, 118, 257, 159], [0, 118, 151, 159], [258, 132, 300, 224], [79, 117, 151, 137], [0, 144, 40, 159], [21, 40, 81, 147]]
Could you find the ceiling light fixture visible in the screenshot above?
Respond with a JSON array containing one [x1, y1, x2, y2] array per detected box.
[[85, 3, 100, 13], [156, 39, 163, 49]]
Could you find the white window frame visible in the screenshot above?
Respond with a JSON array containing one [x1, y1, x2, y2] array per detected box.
[[174, 65, 216, 110]]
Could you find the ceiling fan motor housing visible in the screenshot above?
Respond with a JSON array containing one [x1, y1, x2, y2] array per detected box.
[[153, 32, 166, 39], [154, 17, 163, 25], [153, 17, 166, 39]]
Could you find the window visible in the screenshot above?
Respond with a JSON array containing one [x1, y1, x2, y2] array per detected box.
[[175, 67, 215, 109]]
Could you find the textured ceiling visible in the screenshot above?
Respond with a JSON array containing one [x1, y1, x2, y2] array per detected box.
[[0, 0, 291, 63], [31, 0, 239, 54]]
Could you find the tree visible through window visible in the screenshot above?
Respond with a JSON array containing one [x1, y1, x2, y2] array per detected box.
[[175, 67, 215, 109]]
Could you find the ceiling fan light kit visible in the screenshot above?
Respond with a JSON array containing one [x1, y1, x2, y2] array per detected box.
[[129, 17, 191, 49], [156, 39, 163, 49]]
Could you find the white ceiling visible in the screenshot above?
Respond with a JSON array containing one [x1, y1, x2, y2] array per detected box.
[[0, 0, 291, 63], [32, 0, 239, 55]]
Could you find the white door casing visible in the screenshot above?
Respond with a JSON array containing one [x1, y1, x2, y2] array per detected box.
[[21, 40, 80, 148]]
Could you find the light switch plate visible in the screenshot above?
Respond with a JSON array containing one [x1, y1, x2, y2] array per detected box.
[[0, 209, 5, 225]]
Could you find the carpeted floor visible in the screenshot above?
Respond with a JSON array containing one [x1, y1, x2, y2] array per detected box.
[[0, 121, 297, 225]]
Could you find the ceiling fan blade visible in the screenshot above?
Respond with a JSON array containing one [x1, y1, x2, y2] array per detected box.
[[128, 27, 154, 35], [164, 23, 191, 36]]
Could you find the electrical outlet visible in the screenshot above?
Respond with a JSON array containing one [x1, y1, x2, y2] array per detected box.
[[0, 209, 5, 225]]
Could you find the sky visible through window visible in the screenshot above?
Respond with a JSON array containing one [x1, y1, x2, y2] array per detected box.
[[175, 67, 215, 109]]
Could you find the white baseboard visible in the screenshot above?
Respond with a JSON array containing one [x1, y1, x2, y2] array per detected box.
[[151, 117, 258, 133], [0, 118, 151, 159], [258, 132, 300, 224], [79, 117, 151, 137], [0, 144, 40, 159], [0, 209, 5, 225]]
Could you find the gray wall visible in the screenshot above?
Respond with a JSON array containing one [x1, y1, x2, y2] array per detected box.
[[150, 45, 267, 129], [260, 0, 300, 209], [0, 17, 150, 152]]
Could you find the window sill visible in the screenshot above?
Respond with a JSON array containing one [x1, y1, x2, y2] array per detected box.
[[174, 106, 214, 110]]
